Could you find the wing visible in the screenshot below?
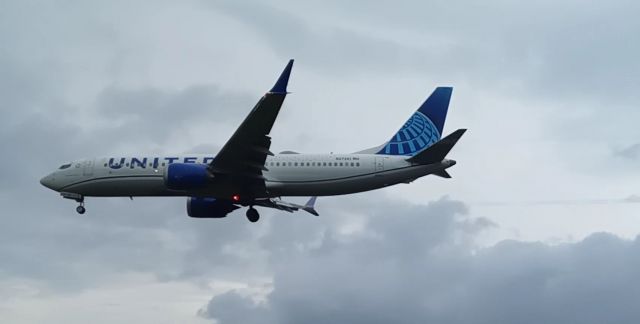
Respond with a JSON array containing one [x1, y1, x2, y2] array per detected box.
[[253, 196, 319, 216], [209, 60, 294, 197]]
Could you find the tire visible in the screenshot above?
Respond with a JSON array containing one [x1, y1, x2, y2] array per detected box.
[[246, 208, 259, 222]]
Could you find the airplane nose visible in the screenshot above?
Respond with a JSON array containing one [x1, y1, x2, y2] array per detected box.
[[40, 175, 56, 190]]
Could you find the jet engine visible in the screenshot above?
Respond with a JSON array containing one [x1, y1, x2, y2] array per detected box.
[[187, 197, 239, 218], [164, 163, 209, 190]]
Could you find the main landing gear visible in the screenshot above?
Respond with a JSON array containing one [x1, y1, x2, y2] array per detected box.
[[246, 207, 259, 223]]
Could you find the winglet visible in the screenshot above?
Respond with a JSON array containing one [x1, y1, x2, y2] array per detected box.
[[303, 196, 319, 216], [269, 59, 294, 94]]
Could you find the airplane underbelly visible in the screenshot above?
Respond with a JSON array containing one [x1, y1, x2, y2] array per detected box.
[[64, 175, 176, 197], [266, 165, 437, 197]]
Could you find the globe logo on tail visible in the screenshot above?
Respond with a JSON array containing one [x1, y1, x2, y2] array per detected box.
[[377, 112, 440, 155]]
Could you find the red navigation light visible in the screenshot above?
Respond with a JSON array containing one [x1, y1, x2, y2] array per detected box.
[[232, 194, 241, 202]]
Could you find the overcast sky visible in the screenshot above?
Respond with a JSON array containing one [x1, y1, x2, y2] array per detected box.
[[2, 0, 640, 322]]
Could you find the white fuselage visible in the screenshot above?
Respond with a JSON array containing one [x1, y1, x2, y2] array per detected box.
[[40, 153, 452, 198]]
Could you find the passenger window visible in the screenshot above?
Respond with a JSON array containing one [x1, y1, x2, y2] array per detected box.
[[294, 162, 298, 166], [323, 162, 327, 166], [339, 162, 343, 166], [306, 162, 310, 166], [276, 162, 280, 166], [162, 163, 166, 167], [350, 162, 354, 167], [103, 163, 107, 167], [288, 162, 292, 166], [356, 162, 360, 167]]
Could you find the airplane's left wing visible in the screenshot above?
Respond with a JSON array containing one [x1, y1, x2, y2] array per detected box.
[[209, 60, 294, 197]]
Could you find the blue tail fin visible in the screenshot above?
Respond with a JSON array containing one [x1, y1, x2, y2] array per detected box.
[[376, 87, 452, 156]]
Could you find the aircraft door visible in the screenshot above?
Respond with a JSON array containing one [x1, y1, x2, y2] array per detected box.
[[375, 156, 384, 172], [82, 159, 94, 176]]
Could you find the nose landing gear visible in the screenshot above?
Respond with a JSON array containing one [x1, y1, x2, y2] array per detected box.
[[246, 207, 259, 222], [61, 192, 86, 215]]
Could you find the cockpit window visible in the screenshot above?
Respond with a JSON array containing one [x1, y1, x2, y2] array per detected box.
[[58, 163, 72, 170]]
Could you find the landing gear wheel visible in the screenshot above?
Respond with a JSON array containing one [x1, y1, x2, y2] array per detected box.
[[76, 205, 86, 214], [246, 208, 259, 223]]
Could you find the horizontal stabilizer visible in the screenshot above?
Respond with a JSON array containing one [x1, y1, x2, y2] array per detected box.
[[254, 196, 319, 216], [407, 129, 466, 164], [433, 169, 452, 178]]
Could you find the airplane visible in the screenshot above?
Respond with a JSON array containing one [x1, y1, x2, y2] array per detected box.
[[40, 60, 466, 222]]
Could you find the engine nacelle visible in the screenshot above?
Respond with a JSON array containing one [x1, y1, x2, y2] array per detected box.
[[164, 163, 209, 190], [187, 197, 239, 218]]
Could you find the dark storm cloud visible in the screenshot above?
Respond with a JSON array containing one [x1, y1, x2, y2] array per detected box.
[[201, 197, 640, 324]]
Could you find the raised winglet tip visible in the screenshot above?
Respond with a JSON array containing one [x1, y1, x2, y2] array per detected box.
[[269, 59, 295, 94], [304, 196, 319, 216], [305, 196, 317, 207]]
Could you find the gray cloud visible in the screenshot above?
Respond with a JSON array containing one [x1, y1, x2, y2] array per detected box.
[[94, 85, 254, 145], [1, 0, 640, 322], [213, 0, 640, 104], [211, 1, 454, 78], [615, 143, 640, 160], [201, 197, 640, 324], [198, 290, 270, 324]]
